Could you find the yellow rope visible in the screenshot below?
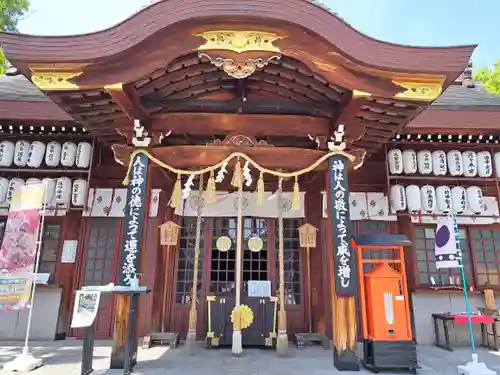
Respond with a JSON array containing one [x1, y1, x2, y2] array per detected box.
[[123, 149, 356, 185]]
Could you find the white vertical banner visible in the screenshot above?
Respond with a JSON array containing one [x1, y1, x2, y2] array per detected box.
[[434, 216, 460, 269]]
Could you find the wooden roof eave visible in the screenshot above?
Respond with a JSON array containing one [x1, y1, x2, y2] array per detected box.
[[0, 0, 475, 80]]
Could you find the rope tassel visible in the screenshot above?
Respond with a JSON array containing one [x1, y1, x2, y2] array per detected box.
[[169, 174, 182, 208], [292, 176, 300, 211], [231, 158, 243, 188], [204, 170, 217, 204], [257, 172, 265, 205]]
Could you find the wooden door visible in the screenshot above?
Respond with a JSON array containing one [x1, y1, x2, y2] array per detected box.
[[169, 217, 207, 338], [275, 218, 307, 334], [71, 218, 122, 338]]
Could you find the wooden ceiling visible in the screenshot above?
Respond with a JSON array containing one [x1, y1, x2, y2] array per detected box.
[[44, 52, 425, 155]]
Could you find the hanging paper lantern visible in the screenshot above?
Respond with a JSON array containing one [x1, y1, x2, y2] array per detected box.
[[13, 140, 30, 167], [45, 141, 62, 167], [431, 150, 447, 176], [446, 150, 463, 176], [27, 141, 46, 168], [390, 184, 406, 212], [26, 178, 41, 186], [405, 185, 421, 213], [61, 142, 77, 167], [451, 186, 467, 214], [6, 178, 24, 204], [477, 151, 493, 178], [55, 177, 72, 204], [466, 186, 485, 214], [462, 151, 477, 177], [0, 177, 8, 203], [420, 185, 436, 213], [42, 178, 56, 204], [76, 142, 92, 169], [494, 152, 500, 178], [0, 141, 15, 167], [71, 179, 88, 206], [402, 150, 417, 174], [436, 186, 452, 213], [417, 150, 432, 175], [387, 149, 403, 175]]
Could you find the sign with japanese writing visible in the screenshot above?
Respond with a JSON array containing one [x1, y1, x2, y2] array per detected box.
[[159, 221, 180, 246], [328, 155, 357, 296], [298, 223, 318, 248], [119, 153, 149, 286]]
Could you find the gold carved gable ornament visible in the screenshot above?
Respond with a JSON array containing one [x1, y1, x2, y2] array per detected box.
[[196, 30, 284, 79]]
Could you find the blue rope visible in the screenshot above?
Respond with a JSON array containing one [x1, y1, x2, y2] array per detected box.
[[451, 215, 476, 355]]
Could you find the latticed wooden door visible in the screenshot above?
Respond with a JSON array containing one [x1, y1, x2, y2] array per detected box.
[[71, 218, 122, 338]]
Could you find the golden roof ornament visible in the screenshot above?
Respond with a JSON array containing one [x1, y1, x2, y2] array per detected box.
[[196, 30, 283, 54]]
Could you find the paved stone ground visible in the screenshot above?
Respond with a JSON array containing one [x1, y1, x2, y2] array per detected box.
[[0, 341, 499, 375]]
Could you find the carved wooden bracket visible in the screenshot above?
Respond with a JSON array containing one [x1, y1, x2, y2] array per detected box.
[[207, 133, 274, 147]]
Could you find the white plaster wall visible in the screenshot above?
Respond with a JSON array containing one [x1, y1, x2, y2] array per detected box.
[[411, 292, 498, 346], [0, 286, 62, 341]]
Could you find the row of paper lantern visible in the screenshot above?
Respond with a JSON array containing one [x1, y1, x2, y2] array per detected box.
[[0, 140, 92, 169], [390, 184, 484, 214], [388, 149, 496, 177], [0, 177, 88, 207]]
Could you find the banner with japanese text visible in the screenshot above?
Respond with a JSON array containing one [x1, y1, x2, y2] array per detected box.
[[119, 153, 149, 286], [0, 183, 44, 310], [328, 155, 357, 296]]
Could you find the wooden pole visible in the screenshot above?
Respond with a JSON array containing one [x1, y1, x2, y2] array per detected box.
[[306, 246, 312, 333], [161, 245, 170, 332]]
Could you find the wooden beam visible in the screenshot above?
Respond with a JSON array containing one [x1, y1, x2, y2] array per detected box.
[[149, 113, 330, 137], [141, 97, 336, 117], [105, 83, 151, 126]]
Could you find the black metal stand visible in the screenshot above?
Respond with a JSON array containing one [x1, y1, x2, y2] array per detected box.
[[361, 339, 418, 374], [79, 290, 149, 375], [81, 322, 96, 375]]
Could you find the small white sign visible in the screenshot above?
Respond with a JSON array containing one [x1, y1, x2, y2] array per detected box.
[[71, 290, 101, 328], [247, 280, 271, 298], [61, 240, 78, 263]]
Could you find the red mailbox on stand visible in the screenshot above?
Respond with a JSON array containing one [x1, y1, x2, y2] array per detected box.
[[352, 234, 418, 374]]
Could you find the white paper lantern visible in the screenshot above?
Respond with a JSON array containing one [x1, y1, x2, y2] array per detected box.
[[61, 142, 77, 167], [436, 186, 452, 213], [447, 150, 463, 176], [477, 151, 493, 178], [71, 179, 88, 206], [432, 150, 447, 176], [466, 186, 484, 214], [451, 186, 467, 213], [55, 177, 72, 204], [13, 140, 30, 167], [494, 152, 500, 178], [26, 178, 41, 186], [0, 141, 15, 167], [402, 150, 417, 174], [405, 185, 421, 213], [27, 141, 46, 168], [6, 178, 24, 204], [390, 185, 406, 212], [45, 141, 62, 167], [462, 151, 477, 177], [387, 149, 403, 175], [417, 150, 432, 175], [42, 178, 56, 204], [0, 177, 8, 203], [76, 142, 92, 169], [420, 185, 436, 213]]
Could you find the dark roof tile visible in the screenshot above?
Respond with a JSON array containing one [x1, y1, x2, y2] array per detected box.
[[0, 74, 50, 102]]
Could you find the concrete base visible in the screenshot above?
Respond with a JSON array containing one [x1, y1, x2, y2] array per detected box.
[[3, 349, 43, 372], [457, 361, 496, 375]]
